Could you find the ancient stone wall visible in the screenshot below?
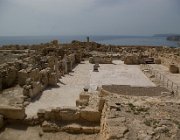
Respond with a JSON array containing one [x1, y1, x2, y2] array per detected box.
[[89, 56, 112, 64], [37, 107, 101, 123]]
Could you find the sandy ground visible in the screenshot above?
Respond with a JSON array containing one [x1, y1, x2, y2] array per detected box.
[[26, 60, 155, 117], [150, 64, 180, 85]]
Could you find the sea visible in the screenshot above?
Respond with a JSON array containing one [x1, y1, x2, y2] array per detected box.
[[0, 36, 179, 47]]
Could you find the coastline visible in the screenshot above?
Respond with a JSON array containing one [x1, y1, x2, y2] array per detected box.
[[0, 36, 179, 47]]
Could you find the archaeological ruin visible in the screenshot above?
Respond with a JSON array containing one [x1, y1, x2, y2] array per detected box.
[[0, 40, 180, 140]]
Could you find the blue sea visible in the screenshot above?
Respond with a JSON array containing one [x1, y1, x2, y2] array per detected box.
[[0, 36, 179, 47]]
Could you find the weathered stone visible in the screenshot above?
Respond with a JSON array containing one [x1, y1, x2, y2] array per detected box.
[[0, 114, 4, 129], [169, 64, 179, 73], [48, 72, 58, 86], [5, 66, 17, 87], [124, 55, 139, 65], [82, 126, 94, 134], [30, 82, 42, 98], [154, 58, 161, 64], [63, 124, 82, 133], [89, 56, 112, 64], [80, 109, 101, 122], [99, 89, 110, 97], [29, 68, 40, 81], [37, 109, 46, 118], [98, 98, 105, 112], [76, 99, 89, 107], [39, 69, 49, 88], [60, 108, 80, 121], [18, 69, 28, 86], [0, 105, 26, 119], [79, 92, 90, 101], [42, 121, 59, 132], [107, 126, 128, 139]]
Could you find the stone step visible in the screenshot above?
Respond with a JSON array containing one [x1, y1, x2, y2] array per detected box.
[[42, 121, 100, 134]]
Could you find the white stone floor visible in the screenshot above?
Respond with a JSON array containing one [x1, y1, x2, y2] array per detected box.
[[25, 60, 155, 117]]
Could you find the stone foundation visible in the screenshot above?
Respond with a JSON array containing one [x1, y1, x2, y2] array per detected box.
[[0, 105, 26, 120]]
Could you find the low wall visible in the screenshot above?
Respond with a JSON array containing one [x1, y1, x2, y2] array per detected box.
[[89, 56, 112, 64], [0, 105, 26, 120], [37, 107, 101, 123], [101, 85, 169, 96]]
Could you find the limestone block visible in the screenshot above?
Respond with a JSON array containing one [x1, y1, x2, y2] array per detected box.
[[62, 59, 68, 74], [79, 92, 90, 101], [124, 55, 139, 65], [98, 98, 105, 112], [42, 121, 59, 132], [18, 69, 28, 86], [80, 109, 101, 122], [169, 64, 179, 73], [48, 72, 58, 86], [63, 124, 82, 133], [60, 108, 80, 121], [29, 82, 42, 98], [39, 69, 49, 87], [23, 85, 32, 96], [81, 126, 94, 134], [106, 126, 128, 140], [14, 61, 22, 71], [93, 64, 99, 72], [67, 61, 72, 72], [29, 68, 40, 82], [76, 99, 89, 107], [99, 89, 110, 97], [37, 109, 46, 118], [5, 66, 17, 87], [0, 105, 26, 119], [47, 56, 55, 69], [154, 58, 161, 64], [0, 114, 4, 129], [75, 53, 82, 63], [89, 57, 94, 63]]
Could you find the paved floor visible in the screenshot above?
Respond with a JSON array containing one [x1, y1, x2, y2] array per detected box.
[[25, 60, 155, 117], [90, 60, 155, 90]]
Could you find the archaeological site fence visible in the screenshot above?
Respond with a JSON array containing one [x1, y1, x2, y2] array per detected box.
[[141, 64, 180, 95]]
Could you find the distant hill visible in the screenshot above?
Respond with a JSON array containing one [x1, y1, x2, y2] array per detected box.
[[153, 34, 180, 37], [153, 34, 180, 42], [167, 35, 180, 42]]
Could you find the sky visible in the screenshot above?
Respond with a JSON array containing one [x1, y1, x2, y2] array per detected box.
[[0, 0, 180, 36]]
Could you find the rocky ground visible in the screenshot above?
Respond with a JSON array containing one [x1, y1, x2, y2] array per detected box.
[[101, 92, 180, 140]]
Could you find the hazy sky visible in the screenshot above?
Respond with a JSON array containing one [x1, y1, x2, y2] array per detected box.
[[0, 0, 180, 36]]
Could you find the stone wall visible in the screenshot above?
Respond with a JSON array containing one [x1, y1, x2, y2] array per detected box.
[[89, 56, 112, 64], [0, 105, 26, 120], [37, 107, 101, 123]]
